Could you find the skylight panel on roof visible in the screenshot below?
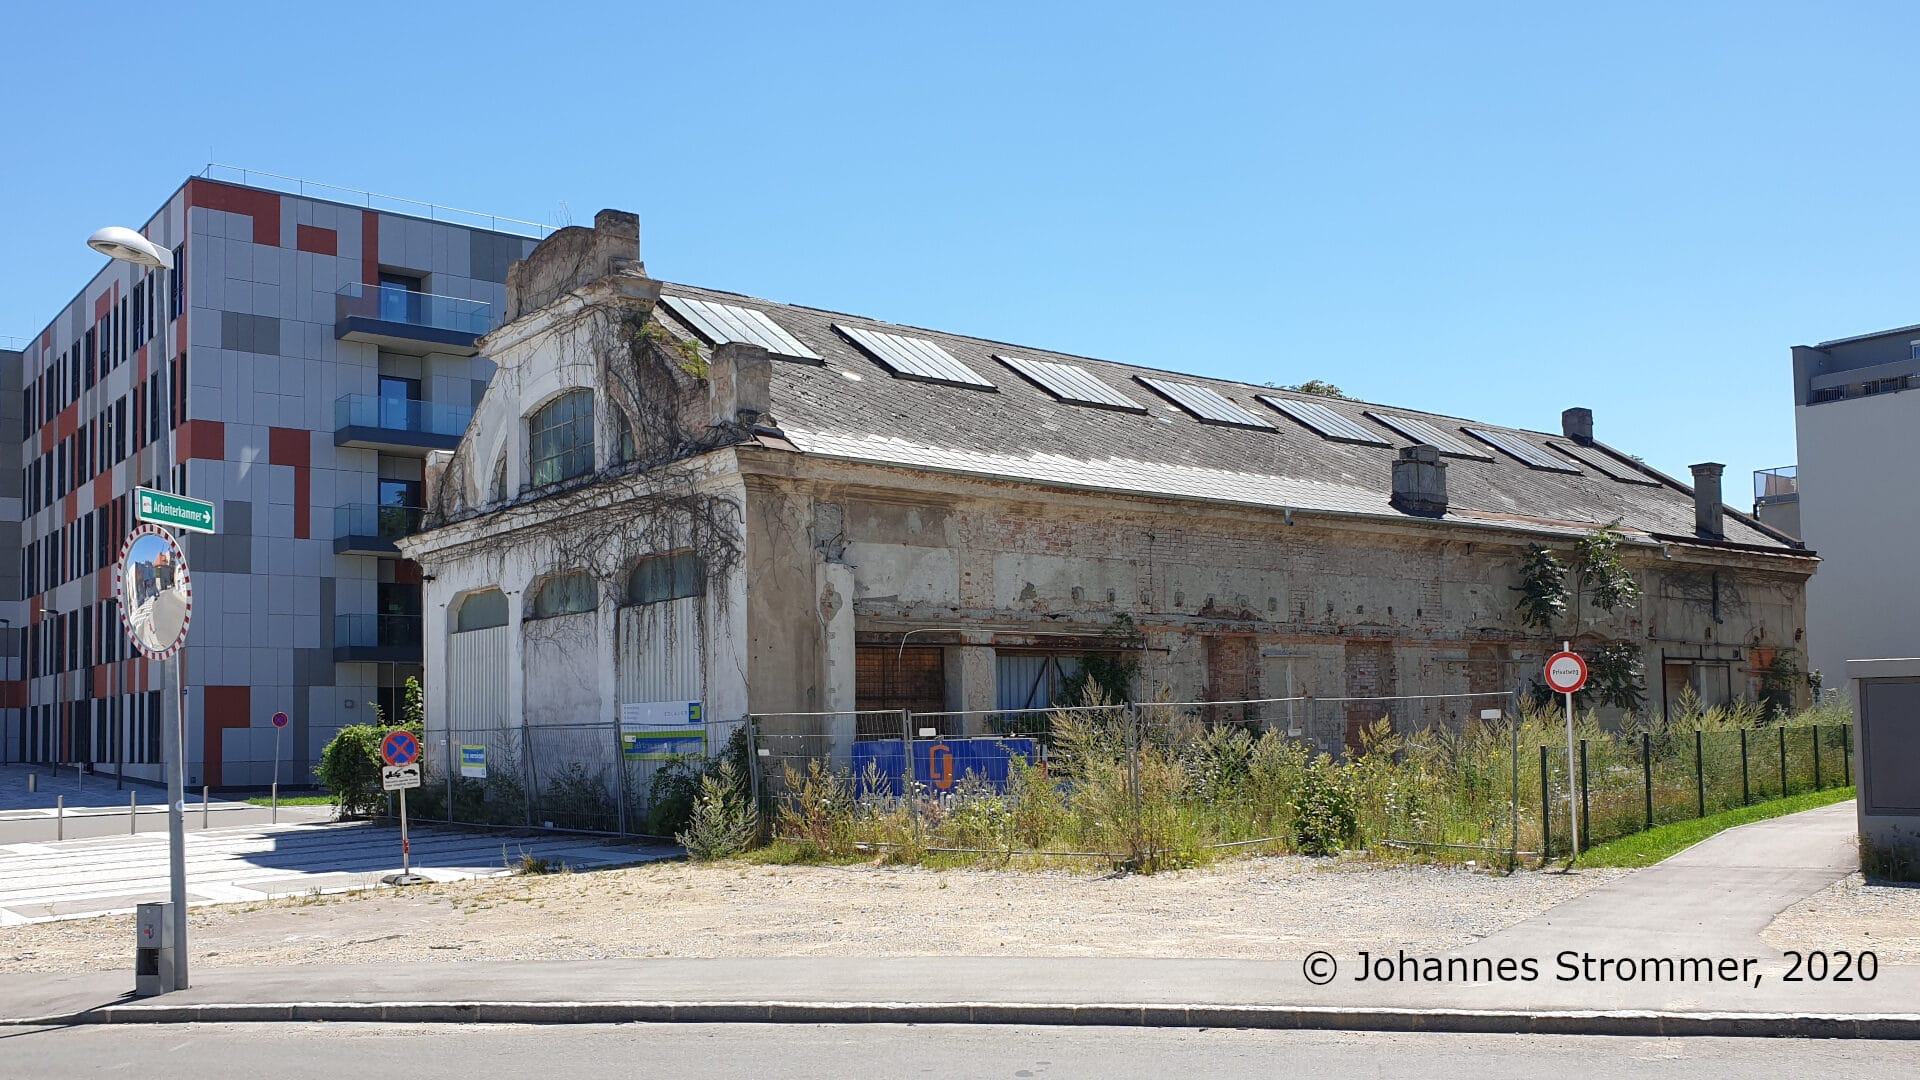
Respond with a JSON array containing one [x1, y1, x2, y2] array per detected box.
[[1549, 442, 1661, 486], [1363, 412, 1493, 460], [660, 295, 821, 362], [995, 355, 1144, 412], [1464, 427, 1581, 473], [834, 324, 995, 390], [1135, 377, 1274, 429], [1258, 396, 1391, 446]]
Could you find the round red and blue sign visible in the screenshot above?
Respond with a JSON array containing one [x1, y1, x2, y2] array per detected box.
[[380, 729, 420, 767], [271, 711, 290, 730]]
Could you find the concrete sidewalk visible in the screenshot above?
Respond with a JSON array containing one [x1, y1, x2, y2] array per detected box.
[[2, 803, 1910, 1038]]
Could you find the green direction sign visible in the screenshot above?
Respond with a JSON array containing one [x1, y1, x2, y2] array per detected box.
[[134, 487, 217, 535]]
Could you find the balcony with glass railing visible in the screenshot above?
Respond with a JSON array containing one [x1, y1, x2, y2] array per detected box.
[[1754, 465, 1798, 504], [334, 613, 423, 663], [334, 282, 493, 354], [334, 503, 425, 556], [333, 393, 473, 452]]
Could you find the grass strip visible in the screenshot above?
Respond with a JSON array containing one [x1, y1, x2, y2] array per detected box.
[[243, 795, 335, 807], [1578, 786, 1854, 869]]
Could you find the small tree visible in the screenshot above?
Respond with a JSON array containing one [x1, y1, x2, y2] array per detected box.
[[1277, 379, 1347, 398]]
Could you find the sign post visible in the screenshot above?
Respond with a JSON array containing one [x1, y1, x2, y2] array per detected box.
[[1544, 644, 1590, 862], [270, 712, 290, 824], [114, 523, 197, 992], [380, 729, 425, 886]]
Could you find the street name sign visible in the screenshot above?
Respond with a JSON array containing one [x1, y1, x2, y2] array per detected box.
[[382, 763, 422, 791], [135, 487, 217, 535]]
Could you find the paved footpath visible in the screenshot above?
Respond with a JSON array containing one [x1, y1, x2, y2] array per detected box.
[[0, 819, 677, 924], [2, 803, 1912, 1037]]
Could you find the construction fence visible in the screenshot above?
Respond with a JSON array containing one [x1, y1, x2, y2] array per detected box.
[[747, 694, 1855, 867]]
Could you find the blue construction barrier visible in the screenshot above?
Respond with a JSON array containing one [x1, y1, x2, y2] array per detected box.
[[851, 736, 1040, 796]]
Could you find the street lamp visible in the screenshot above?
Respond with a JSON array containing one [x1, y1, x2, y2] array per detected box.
[[91, 224, 189, 991]]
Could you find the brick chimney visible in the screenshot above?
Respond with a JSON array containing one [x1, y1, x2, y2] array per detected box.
[[1690, 462, 1725, 539], [1561, 407, 1594, 443], [1391, 444, 1448, 517]]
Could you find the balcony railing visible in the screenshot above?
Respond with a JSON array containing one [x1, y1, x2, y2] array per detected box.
[[334, 394, 473, 439], [335, 282, 494, 337], [1754, 465, 1798, 502], [334, 504, 424, 554], [339, 614, 426, 645]]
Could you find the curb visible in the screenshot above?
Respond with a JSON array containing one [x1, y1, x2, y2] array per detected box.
[[5, 1000, 1919, 1039]]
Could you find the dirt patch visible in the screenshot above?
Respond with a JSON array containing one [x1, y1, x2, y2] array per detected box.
[[0, 854, 1624, 975], [1762, 873, 1920, 964]]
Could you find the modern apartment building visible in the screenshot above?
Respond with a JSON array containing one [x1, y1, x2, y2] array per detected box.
[[1791, 324, 1920, 685], [7, 169, 541, 786]]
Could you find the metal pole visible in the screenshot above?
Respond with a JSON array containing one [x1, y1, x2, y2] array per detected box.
[[1694, 729, 1705, 818], [613, 713, 627, 836], [1539, 744, 1551, 862], [56, 795, 63, 841], [1642, 731, 1653, 830], [1778, 724, 1788, 798], [166, 652, 188, 990], [902, 709, 918, 840], [201, 785, 209, 830], [399, 786, 412, 878], [1509, 704, 1519, 872], [444, 733, 454, 825], [1559, 642, 1578, 861], [130, 790, 138, 835], [1812, 725, 1822, 789], [1740, 728, 1750, 806], [1578, 739, 1589, 852], [271, 723, 282, 825]]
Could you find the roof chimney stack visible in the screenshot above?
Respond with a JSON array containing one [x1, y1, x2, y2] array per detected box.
[[1561, 407, 1594, 443], [1690, 462, 1725, 539], [709, 342, 772, 427], [1391, 444, 1449, 517]]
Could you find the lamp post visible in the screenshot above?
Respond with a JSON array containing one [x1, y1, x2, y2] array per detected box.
[[88, 225, 188, 991]]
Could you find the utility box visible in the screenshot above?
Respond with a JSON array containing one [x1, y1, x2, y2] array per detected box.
[[1847, 658, 1920, 880], [134, 902, 176, 996]]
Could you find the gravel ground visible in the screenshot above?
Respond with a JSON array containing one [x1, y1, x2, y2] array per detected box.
[[0, 855, 1624, 974], [1762, 873, 1920, 964]]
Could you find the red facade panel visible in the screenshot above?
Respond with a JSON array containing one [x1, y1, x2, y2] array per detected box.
[[202, 685, 252, 788], [185, 179, 281, 246], [296, 224, 338, 256], [176, 419, 227, 462]]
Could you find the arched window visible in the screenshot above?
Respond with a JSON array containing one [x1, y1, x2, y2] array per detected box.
[[453, 589, 508, 632], [528, 571, 598, 619], [627, 551, 703, 605], [528, 390, 594, 487], [490, 451, 507, 502]]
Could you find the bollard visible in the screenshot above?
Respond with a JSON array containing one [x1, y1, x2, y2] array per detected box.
[[201, 786, 210, 830], [76, 763, 83, 788], [57, 795, 65, 841], [131, 790, 139, 835], [27, 772, 36, 793]]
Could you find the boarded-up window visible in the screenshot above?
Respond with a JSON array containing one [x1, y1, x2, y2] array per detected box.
[[996, 653, 1085, 711], [856, 646, 946, 715], [1205, 635, 1260, 724]]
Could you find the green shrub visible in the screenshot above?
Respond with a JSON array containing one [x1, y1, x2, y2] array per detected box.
[[678, 761, 759, 860], [1290, 756, 1358, 856], [316, 722, 421, 819], [646, 725, 752, 836]]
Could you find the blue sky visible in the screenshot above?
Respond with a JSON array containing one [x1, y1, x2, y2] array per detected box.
[[5, 1, 1917, 501]]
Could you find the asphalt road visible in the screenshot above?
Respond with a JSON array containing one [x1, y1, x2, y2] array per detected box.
[[4, 1023, 1917, 1079]]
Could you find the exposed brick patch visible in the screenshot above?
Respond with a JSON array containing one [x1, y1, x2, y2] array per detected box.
[[295, 224, 338, 256], [186, 179, 281, 246], [1343, 640, 1397, 749]]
